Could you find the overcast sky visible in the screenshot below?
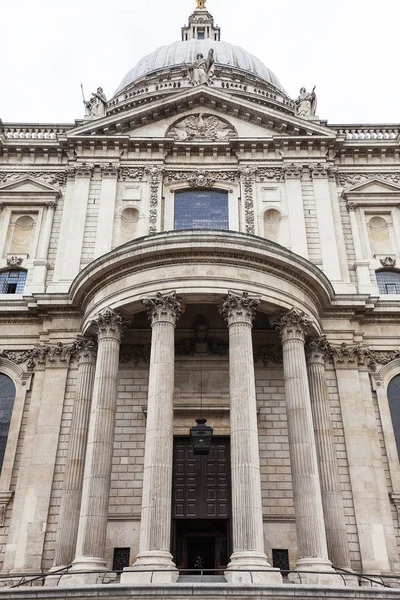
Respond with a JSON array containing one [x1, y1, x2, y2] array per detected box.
[[1, 0, 399, 125]]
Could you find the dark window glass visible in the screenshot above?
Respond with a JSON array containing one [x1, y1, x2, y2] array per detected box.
[[112, 548, 130, 571], [174, 190, 229, 231], [272, 549, 290, 574], [0, 270, 27, 294], [376, 270, 400, 295], [198, 30, 205, 39], [388, 375, 400, 459], [0, 374, 16, 472]]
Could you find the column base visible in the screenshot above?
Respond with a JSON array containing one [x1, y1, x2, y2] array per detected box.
[[120, 551, 179, 584], [225, 551, 283, 585], [61, 556, 108, 587], [289, 557, 343, 586]]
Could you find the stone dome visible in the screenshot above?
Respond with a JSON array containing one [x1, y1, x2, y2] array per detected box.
[[114, 38, 287, 96]]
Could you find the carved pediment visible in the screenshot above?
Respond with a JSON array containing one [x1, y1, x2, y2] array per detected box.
[[342, 177, 400, 205], [167, 113, 237, 141], [0, 175, 60, 204]]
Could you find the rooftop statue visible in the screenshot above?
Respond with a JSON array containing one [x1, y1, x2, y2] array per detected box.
[[188, 49, 215, 86], [295, 86, 317, 118], [196, 0, 207, 8], [83, 87, 107, 118]]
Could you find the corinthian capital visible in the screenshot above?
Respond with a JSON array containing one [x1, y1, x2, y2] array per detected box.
[[90, 308, 126, 341], [143, 291, 183, 326], [220, 291, 261, 326], [73, 336, 98, 364], [305, 336, 331, 365], [272, 308, 313, 342]]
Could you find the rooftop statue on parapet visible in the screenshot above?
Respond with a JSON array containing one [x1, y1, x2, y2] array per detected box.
[[188, 49, 215, 86], [295, 86, 317, 118], [83, 87, 107, 118]]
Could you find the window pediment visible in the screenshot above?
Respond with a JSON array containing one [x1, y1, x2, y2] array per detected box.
[[342, 178, 400, 206], [0, 176, 60, 205]]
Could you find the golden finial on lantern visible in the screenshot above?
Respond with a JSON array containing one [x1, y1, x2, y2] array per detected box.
[[196, 0, 207, 8]]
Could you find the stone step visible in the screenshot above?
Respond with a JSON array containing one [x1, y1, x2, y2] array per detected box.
[[178, 575, 226, 583]]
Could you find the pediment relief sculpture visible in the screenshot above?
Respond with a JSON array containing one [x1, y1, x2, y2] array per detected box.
[[167, 113, 237, 141]]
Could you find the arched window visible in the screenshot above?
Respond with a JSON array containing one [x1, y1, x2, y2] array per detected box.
[[174, 189, 229, 230], [0, 270, 27, 294], [376, 270, 400, 295], [388, 374, 400, 459], [0, 374, 16, 472]]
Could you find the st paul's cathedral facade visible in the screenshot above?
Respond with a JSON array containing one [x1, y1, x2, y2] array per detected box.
[[1, 2, 400, 597]]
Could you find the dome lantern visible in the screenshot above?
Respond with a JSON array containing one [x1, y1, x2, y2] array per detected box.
[[181, 0, 221, 42]]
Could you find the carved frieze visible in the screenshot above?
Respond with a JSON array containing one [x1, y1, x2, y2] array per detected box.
[[167, 114, 236, 141], [119, 167, 145, 182], [337, 172, 400, 187], [165, 170, 238, 188], [254, 345, 283, 366], [0, 171, 67, 187], [258, 167, 285, 182], [120, 344, 150, 365]]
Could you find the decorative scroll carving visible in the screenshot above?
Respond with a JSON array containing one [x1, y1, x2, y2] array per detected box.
[[120, 344, 150, 365], [6, 256, 23, 268], [221, 291, 260, 325], [254, 345, 283, 366], [0, 492, 13, 527], [90, 308, 127, 340], [328, 342, 400, 372], [165, 170, 238, 188], [380, 256, 397, 268], [143, 291, 183, 326], [272, 308, 313, 340], [240, 167, 256, 235], [0, 350, 36, 371], [0, 171, 67, 187], [167, 114, 236, 141], [119, 167, 145, 182], [147, 166, 163, 234]]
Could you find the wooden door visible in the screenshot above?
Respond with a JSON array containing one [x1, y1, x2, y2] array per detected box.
[[173, 437, 231, 520]]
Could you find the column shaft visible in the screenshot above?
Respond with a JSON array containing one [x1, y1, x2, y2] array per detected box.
[[122, 291, 182, 585], [222, 292, 282, 585], [275, 309, 335, 583], [306, 340, 351, 569], [53, 338, 97, 568], [72, 310, 123, 572]]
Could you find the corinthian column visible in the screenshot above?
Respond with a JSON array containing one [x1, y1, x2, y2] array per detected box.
[[121, 292, 182, 585], [71, 309, 124, 575], [53, 337, 97, 568], [221, 292, 282, 585], [274, 309, 336, 585], [306, 338, 351, 570]]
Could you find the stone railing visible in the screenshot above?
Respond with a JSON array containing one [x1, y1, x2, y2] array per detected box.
[[333, 126, 399, 140], [1, 126, 69, 140]]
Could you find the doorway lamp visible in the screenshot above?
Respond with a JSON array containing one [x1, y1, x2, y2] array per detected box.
[[190, 305, 213, 455]]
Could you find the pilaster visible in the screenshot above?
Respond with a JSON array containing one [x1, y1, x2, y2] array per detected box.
[[94, 164, 119, 258], [284, 164, 308, 258]]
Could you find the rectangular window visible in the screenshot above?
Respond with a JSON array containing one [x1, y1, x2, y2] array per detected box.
[[197, 29, 205, 39], [6, 284, 17, 294], [113, 548, 130, 571], [174, 190, 229, 231], [272, 549, 289, 574]]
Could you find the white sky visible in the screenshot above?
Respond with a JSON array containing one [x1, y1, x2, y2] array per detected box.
[[1, 0, 399, 125]]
